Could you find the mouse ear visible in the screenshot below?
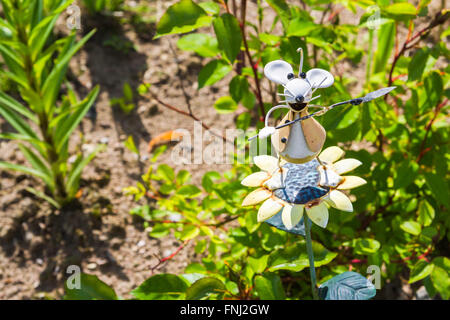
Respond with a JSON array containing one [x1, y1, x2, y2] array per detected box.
[[306, 68, 334, 88], [264, 60, 294, 85]]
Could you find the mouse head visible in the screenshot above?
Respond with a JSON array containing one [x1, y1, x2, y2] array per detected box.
[[264, 48, 334, 112]]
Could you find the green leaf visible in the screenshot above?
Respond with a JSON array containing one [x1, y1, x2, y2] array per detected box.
[[198, 1, 220, 15], [430, 257, 450, 300], [18, 144, 53, 187], [318, 272, 376, 300], [254, 273, 285, 300], [394, 161, 418, 189], [214, 96, 237, 114], [408, 48, 429, 81], [180, 225, 200, 241], [0, 161, 51, 184], [373, 21, 395, 73], [157, 164, 175, 182], [177, 185, 202, 198], [236, 112, 251, 130], [198, 59, 232, 89], [269, 241, 337, 272], [185, 277, 225, 300], [25, 187, 60, 208], [400, 220, 422, 236], [418, 200, 435, 227], [177, 33, 219, 57], [42, 30, 96, 112], [131, 274, 188, 300], [176, 170, 191, 185], [409, 260, 434, 283], [351, 238, 381, 255], [424, 172, 450, 209], [287, 19, 318, 37], [0, 98, 38, 139], [248, 255, 269, 274], [124, 135, 139, 155], [155, 0, 212, 38], [229, 75, 249, 102], [54, 86, 100, 152], [385, 3, 417, 19], [66, 144, 105, 198], [65, 274, 117, 300], [0, 91, 37, 122], [212, 13, 242, 64]]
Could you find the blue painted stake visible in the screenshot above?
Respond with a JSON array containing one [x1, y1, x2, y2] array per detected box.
[[304, 215, 319, 300]]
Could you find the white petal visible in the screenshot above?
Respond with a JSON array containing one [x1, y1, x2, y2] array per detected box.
[[326, 190, 353, 212], [258, 198, 284, 222], [241, 171, 269, 187], [318, 146, 344, 164], [337, 176, 367, 190], [253, 155, 279, 174], [282, 204, 304, 230], [262, 168, 288, 190], [333, 159, 362, 175], [306, 203, 329, 228], [319, 166, 343, 188], [242, 188, 271, 207]]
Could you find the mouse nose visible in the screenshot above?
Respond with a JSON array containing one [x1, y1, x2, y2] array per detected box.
[[295, 95, 304, 103]]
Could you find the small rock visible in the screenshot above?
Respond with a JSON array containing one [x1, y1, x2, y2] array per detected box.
[[87, 263, 97, 270], [36, 258, 43, 265], [137, 240, 146, 247], [415, 286, 430, 300], [100, 137, 109, 144]]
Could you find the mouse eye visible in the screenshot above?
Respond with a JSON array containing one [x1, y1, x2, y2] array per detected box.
[[287, 73, 295, 80], [300, 72, 306, 79]]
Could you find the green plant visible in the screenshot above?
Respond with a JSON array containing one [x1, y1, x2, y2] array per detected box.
[[110, 82, 136, 113], [0, 0, 103, 207], [64, 0, 449, 300]]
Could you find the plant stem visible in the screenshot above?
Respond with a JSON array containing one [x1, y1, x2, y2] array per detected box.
[[304, 215, 319, 300]]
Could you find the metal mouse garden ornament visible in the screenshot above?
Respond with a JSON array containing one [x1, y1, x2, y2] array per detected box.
[[241, 48, 395, 300]]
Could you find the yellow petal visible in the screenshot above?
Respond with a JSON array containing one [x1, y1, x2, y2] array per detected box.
[[333, 159, 362, 175], [241, 171, 270, 187], [282, 204, 304, 230], [254, 155, 279, 173], [258, 198, 284, 222], [337, 176, 367, 190], [242, 188, 271, 206], [306, 203, 329, 228], [318, 146, 344, 164], [326, 190, 353, 212]]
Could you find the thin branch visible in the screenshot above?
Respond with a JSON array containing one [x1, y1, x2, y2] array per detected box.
[[146, 91, 234, 146], [388, 10, 449, 87], [416, 98, 448, 163], [239, 0, 266, 120], [150, 240, 190, 273]]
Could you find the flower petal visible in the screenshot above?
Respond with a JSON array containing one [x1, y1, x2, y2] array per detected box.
[[306, 202, 329, 228], [258, 198, 284, 222], [263, 168, 288, 190], [254, 155, 279, 173], [326, 190, 353, 212], [241, 171, 270, 187], [337, 176, 367, 190], [319, 166, 343, 188], [282, 204, 304, 230], [242, 188, 271, 206], [318, 146, 344, 164], [333, 159, 362, 175]]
